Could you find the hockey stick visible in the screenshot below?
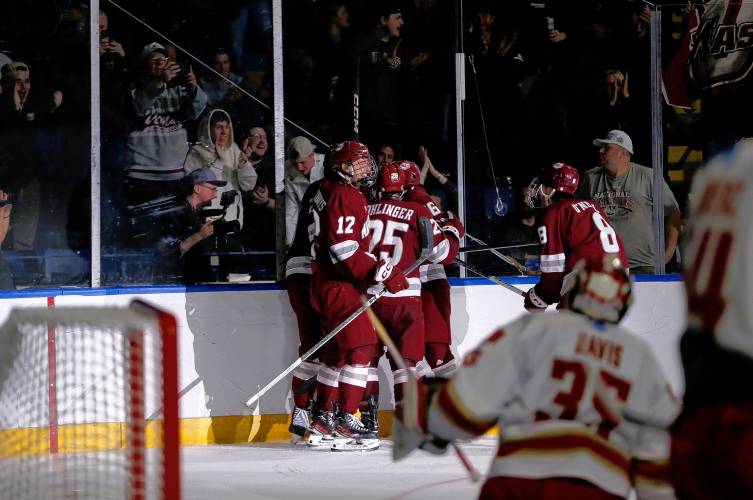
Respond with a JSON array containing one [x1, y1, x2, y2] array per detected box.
[[458, 242, 539, 254], [465, 233, 529, 275], [455, 257, 525, 297], [364, 307, 480, 482], [353, 55, 361, 140], [244, 218, 436, 408]]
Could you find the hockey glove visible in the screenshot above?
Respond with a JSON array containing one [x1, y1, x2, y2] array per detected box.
[[374, 259, 409, 294], [524, 287, 548, 312], [394, 377, 449, 459], [439, 211, 466, 240]]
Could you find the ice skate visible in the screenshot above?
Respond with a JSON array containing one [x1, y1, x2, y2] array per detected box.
[[307, 410, 335, 448], [289, 406, 310, 444], [331, 411, 379, 451], [359, 395, 380, 436]]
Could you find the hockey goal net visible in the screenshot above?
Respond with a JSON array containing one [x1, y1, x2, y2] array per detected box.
[[0, 300, 180, 500]]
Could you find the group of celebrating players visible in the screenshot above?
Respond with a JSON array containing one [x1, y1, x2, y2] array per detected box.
[[280, 138, 753, 499], [283, 140, 465, 447]]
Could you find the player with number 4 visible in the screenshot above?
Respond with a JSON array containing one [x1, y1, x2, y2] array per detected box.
[[523, 163, 627, 312]]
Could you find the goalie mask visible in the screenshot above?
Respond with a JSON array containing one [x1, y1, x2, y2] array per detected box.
[[570, 254, 633, 324], [329, 141, 377, 187]]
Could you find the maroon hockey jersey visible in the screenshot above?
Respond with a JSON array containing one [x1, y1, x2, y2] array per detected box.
[[404, 185, 443, 219], [366, 200, 458, 298], [310, 178, 378, 285], [534, 198, 628, 305]]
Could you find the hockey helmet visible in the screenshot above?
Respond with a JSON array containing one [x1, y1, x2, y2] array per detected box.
[[570, 254, 633, 324], [378, 162, 407, 195], [397, 160, 421, 187], [329, 141, 377, 187], [526, 162, 579, 209], [540, 162, 579, 195]]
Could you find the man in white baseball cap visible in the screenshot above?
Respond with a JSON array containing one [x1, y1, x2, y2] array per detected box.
[[592, 129, 633, 155], [577, 129, 681, 274]]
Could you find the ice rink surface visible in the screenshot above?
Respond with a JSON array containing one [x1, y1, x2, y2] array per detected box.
[[182, 437, 497, 500]]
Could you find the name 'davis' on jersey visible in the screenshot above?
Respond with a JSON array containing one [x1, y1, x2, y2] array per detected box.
[[312, 189, 326, 212], [575, 332, 624, 369], [368, 203, 415, 222]]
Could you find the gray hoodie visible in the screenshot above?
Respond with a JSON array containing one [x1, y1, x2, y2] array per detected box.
[[126, 78, 208, 181]]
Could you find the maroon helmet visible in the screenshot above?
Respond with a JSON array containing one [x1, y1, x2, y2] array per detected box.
[[541, 162, 579, 195], [329, 141, 377, 187], [330, 140, 370, 165], [570, 254, 633, 324], [377, 162, 406, 194], [397, 160, 421, 187]]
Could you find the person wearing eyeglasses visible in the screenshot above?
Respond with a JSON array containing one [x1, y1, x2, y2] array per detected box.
[[137, 167, 226, 284], [240, 125, 277, 252], [124, 42, 208, 209]]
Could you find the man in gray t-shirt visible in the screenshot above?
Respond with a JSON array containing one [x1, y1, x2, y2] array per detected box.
[[576, 130, 681, 273]]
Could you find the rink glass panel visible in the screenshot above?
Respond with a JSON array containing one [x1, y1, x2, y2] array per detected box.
[[4, 2, 740, 288], [0, 5, 92, 288], [99, 2, 278, 285]]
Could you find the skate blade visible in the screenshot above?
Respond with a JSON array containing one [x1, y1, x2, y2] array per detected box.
[[306, 433, 335, 448], [330, 438, 380, 452]]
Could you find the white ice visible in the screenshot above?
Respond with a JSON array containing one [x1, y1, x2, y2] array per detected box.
[[181, 437, 497, 500]]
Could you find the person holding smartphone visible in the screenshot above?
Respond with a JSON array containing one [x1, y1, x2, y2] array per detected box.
[[124, 42, 208, 212]]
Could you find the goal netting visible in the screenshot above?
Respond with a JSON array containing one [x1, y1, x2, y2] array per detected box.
[[0, 300, 180, 500]]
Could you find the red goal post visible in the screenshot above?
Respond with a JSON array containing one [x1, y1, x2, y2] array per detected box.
[[0, 299, 180, 500]]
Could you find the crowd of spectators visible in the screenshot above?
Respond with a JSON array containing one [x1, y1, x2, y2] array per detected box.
[[0, 0, 707, 287]]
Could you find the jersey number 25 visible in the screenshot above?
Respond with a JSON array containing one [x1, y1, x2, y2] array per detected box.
[[369, 219, 409, 264]]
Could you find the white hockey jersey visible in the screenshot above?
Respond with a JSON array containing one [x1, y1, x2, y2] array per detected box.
[[427, 312, 679, 499], [684, 141, 753, 360]]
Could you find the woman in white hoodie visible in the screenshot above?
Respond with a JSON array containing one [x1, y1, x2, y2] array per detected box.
[[184, 108, 258, 229]]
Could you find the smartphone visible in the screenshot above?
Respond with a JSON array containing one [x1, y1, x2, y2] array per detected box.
[[546, 17, 555, 31], [167, 61, 191, 87]]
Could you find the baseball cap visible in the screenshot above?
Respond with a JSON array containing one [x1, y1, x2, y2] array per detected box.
[[185, 167, 227, 187], [141, 42, 168, 61], [593, 130, 633, 155], [287, 136, 315, 162], [2, 61, 29, 79], [380, 2, 402, 18]]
